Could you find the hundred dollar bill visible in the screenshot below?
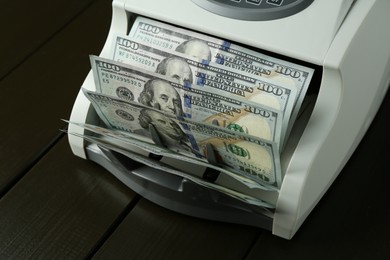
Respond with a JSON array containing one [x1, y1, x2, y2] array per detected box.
[[110, 33, 297, 143], [128, 16, 315, 135], [90, 55, 283, 144], [82, 89, 282, 188], [65, 129, 275, 207], [64, 120, 273, 190]]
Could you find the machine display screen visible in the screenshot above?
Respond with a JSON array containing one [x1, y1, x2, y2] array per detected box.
[[191, 0, 315, 20]]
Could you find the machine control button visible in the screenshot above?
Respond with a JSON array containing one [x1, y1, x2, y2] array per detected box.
[[230, 0, 241, 2], [266, 0, 284, 6], [246, 0, 262, 6]]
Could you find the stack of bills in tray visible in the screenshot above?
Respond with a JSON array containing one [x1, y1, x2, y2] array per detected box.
[[66, 16, 315, 208]]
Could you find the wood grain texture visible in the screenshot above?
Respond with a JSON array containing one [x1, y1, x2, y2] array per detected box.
[[92, 199, 261, 260], [0, 0, 94, 79], [0, 0, 112, 194], [0, 138, 137, 259]]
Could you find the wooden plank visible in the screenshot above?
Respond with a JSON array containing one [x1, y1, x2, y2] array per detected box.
[[0, 0, 94, 79], [0, 0, 112, 194], [245, 90, 390, 259], [92, 198, 261, 260], [0, 137, 138, 259]]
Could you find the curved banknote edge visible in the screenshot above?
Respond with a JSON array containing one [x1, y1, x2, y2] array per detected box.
[[90, 55, 283, 144], [110, 33, 297, 145], [64, 119, 277, 191], [65, 129, 275, 208], [81, 89, 282, 189]]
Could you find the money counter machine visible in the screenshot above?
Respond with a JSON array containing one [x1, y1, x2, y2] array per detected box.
[[67, 0, 390, 239]]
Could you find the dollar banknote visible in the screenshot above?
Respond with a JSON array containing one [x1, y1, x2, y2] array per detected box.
[[128, 16, 315, 137], [82, 89, 282, 188], [65, 128, 276, 207], [90, 55, 283, 144], [110, 33, 297, 142]]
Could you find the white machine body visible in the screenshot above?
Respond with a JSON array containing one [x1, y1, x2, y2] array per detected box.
[[68, 0, 390, 239]]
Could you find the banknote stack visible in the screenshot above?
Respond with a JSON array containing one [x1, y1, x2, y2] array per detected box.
[[66, 16, 315, 207]]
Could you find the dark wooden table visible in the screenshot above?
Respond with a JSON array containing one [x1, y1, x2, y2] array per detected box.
[[1, 0, 390, 259]]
